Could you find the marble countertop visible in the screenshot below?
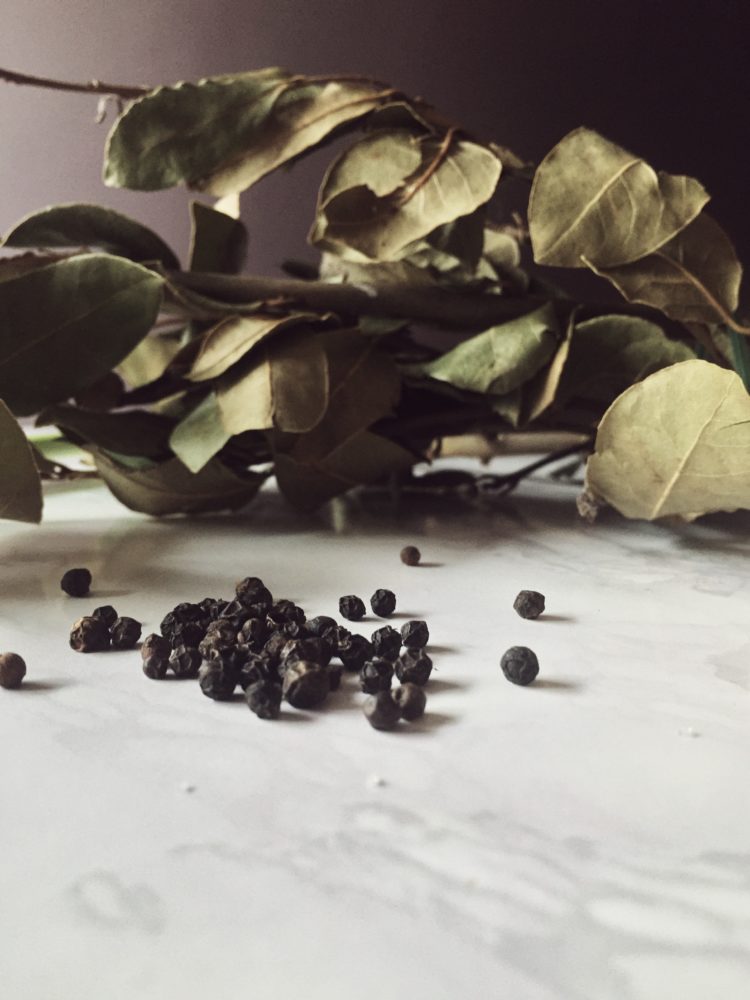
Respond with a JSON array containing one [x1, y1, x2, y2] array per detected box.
[[1, 465, 749, 1000]]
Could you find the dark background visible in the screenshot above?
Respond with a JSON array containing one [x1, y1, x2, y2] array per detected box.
[[1, 0, 748, 274]]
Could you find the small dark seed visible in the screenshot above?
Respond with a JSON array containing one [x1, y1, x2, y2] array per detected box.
[[395, 648, 433, 686], [169, 644, 202, 679], [339, 595, 366, 621], [0, 652, 26, 689], [513, 590, 546, 620], [69, 616, 110, 653], [245, 679, 282, 720], [370, 625, 402, 660], [370, 589, 396, 618], [360, 657, 394, 694], [394, 683, 427, 721], [60, 567, 92, 597], [110, 616, 143, 651], [141, 633, 170, 661], [400, 545, 421, 566], [92, 605, 118, 629], [500, 646, 539, 686], [400, 620, 429, 648], [142, 654, 168, 680], [282, 661, 329, 709], [363, 691, 402, 731]]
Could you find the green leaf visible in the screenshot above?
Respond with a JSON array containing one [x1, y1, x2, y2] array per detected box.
[[414, 304, 559, 395], [0, 254, 163, 416], [524, 311, 576, 422], [397, 209, 487, 273], [2, 203, 179, 268], [312, 129, 501, 260], [169, 391, 231, 472], [0, 252, 68, 283], [529, 127, 709, 268], [0, 398, 43, 522], [217, 330, 328, 434], [187, 313, 323, 382], [274, 431, 414, 510], [586, 213, 743, 327], [188, 200, 247, 274], [40, 403, 174, 458], [585, 359, 750, 520], [104, 70, 395, 195], [94, 450, 264, 515]]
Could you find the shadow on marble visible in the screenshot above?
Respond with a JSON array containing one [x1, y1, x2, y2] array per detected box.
[[539, 613, 577, 624], [404, 710, 457, 731], [533, 678, 583, 692], [426, 678, 468, 694], [13, 679, 73, 692]]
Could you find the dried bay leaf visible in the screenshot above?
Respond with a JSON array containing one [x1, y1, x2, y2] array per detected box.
[[529, 128, 709, 268], [94, 450, 264, 515], [312, 129, 501, 260], [188, 200, 247, 274], [0, 254, 163, 416], [413, 303, 559, 396], [0, 398, 43, 522], [169, 391, 231, 473], [39, 403, 174, 458], [2, 203, 179, 268], [586, 214, 743, 327], [585, 359, 750, 520], [104, 71, 395, 195]]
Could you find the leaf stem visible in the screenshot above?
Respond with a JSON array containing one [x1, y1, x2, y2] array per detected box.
[[0, 66, 150, 99], [397, 128, 458, 204]]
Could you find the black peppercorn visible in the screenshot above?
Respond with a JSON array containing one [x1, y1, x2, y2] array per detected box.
[[500, 646, 539, 686], [282, 660, 329, 709], [370, 625, 402, 660], [142, 654, 168, 680], [110, 616, 143, 650], [400, 620, 429, 648], [204, 619, 239, 648], [363, 691, 402, 731], [305, 615, 337, 638], [237, 616, 267, 649], [198, 662, 238, 701], [92, 605, 118, 629], [339, 595, 366, 621], [245, 679, 282, 720], [513, 590, 546, 620], [141, 633, 171, 661], [216, 599, 250, 627], [69, 615, 110, 652], [235, 577, 273, 609], [60, 567, 92, 597], [400, 545, 421, 566], [169, 645, 202, 679], [171, 620, 205, 649], [394, 683, 427, 721], [281, 636, 331, 668], [238, 653, 278, 690], [360, 657, 394, 694], [338, 633, 374, 672], [395, 648, 433, 686], [198, 597, 226, 621], [263, 631, 290, 666], [268, 599, 305, 626], [0, 652, 26, 689], [370, 589, 396, 618]]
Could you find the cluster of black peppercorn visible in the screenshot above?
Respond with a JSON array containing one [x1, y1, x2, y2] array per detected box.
[[140, 578, 432, 729], [69, 605, 142, 653]]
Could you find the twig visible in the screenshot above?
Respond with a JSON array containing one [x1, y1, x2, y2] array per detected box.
[[473, 439, 593, 496], [0, 66, 149, 100]]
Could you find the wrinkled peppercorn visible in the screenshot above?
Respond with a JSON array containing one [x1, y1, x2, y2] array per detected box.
[[92, 605, 118, 629], [263, 631, 290, 666], [60, 567, 92, 597], [513, 590, 546, 620], [360, 657, 395, 694], [235, 577, 273, 609], [169, 645, 202, 679], [268, 599, 305, 626], [281, 636, 331, 668], [216, 600, 250, 627], [305, 615, 337, 637], [0, 652, 26, 689], [395, 648, 433, 686], [70, 615, 110, 653], [204, 619, 238, 647], [198, 597, 226, 621], [394, 683, 427, 721], [198, 662, 238, 701], [400, 620, 429, 648], [245, 679, 282, 720], [400, 545, 421, 566], [338, 633, 374, 671], [339, 595, 366, 621], [142, 654, 168, 680], [363, 691, 402, 731], [371, 625, 402, 660], [171, 620, 205, 649], [238, 653, 279, 690], [370, 589, 396, 618], [237, 616, 267, 649], [500, 646, 539, 686], [111, 616, 142, 650], [282, 661, 330, 709], [141, 633, 170, 661]]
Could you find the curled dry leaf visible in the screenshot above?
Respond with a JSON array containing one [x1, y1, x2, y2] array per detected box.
[[0, 398, 43, 523]]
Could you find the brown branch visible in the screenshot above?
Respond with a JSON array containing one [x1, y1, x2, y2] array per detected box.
[[398, 128, 458, 205], [0, 66, 150, 100]]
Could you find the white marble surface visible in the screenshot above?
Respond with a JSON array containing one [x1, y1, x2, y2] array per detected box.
[[1, 465, 749, 1000]]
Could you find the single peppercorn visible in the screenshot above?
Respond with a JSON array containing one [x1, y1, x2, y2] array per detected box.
[[198, 662, 238, 701], [216, 599, 250, 627], [370, 625, 402, 660], [394, 683, 427, 721], [282, 661, 329, 709], [245, 679, 282, 720], [400, 620, 429, 649], [500, 646, 539, 686], [400, 545, 421, 566], [69, 615, 110, 653], [60, 567, 92, 597], [263, 631, 290, 666], [281, 636, 331, 669], [268, 599, 305, 626], [305, 615, 337, 638], [110, 616, 143, 650], [513, 590, 546, 620], [339, 594, 366, 621], [395, 648, 433, 686], [142, 654, 168, 680], [363, 691, 402, 731], [140, 633, 170, 661], [92, 605, 118, 629], [170, 620, 205, 649], [235, 577, 273, 609], [0, 652, 26, 689], [238, 653, 278, 690], [360, 657, 395, 694], [370, 589, 396, 618], [237, 616, 267, 649], [169, 645, 202, 679], [338, 633, 374, 672]]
